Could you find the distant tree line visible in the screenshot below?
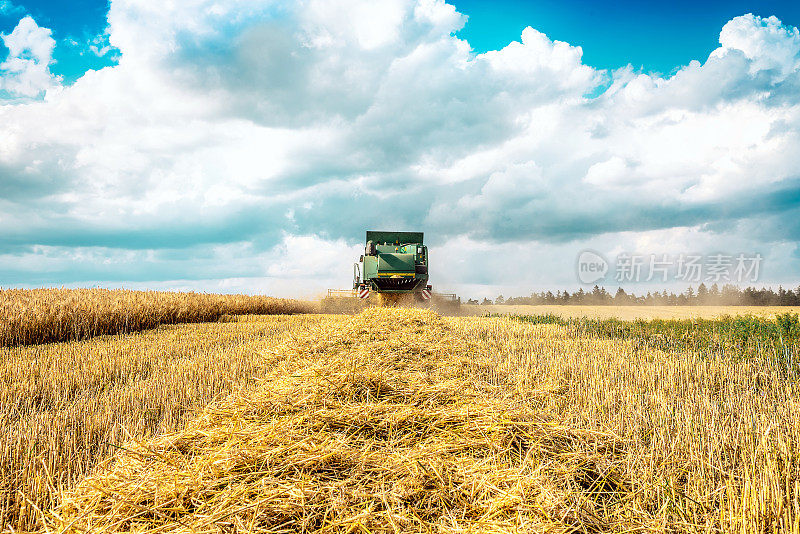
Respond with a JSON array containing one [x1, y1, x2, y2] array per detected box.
[[468, 284, 800, 306]]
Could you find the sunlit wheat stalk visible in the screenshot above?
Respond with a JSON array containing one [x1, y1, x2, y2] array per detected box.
[[0, 288, 315, 347]]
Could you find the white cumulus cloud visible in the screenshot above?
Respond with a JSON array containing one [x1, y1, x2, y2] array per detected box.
[[717, 14, 800, 79], [0, 4, 799, 295], [0, 16, 60, 97]]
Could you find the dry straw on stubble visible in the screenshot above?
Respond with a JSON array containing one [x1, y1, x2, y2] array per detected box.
[[52, 308, 800, 533], [0, 288, 314, 532], [5, 302, 799, 532], [53, 309, 640, 533]]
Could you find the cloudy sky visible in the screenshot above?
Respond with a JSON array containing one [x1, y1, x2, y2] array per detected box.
[[1, 0, 800, 299]]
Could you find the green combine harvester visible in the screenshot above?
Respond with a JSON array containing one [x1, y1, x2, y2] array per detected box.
[[354, 231, 432, 304], [324, 231, 459, 310]]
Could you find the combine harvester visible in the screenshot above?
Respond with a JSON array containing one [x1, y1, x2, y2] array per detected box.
[[324, 231, 459, 312]]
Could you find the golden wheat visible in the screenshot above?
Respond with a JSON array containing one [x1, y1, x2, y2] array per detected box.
[[29, 308, 797, 533], [0, 288, 314, 347], [0, 315, 318, 531]]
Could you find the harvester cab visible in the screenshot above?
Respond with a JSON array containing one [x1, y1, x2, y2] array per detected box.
[[354, 231, 431, 302]]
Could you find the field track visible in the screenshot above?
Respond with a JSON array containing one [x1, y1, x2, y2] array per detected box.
[[3, 308, 799, 532]]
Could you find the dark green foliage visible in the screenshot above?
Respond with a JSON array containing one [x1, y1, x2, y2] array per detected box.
[[776, 312, 800, 338], [498, 313, 565, 325]]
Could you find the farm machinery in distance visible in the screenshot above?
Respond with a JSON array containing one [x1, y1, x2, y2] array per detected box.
[[324, 231, 459, 310]]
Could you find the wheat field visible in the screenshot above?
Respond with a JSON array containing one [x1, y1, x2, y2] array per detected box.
[[467, 303, 800, 320], [1, 315, 324, 530], [0, 288, 314, 347], [2, 304, 798, 532]]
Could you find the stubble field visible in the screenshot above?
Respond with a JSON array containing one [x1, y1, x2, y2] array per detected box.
[[1, 294, 799, 532], [465, 304, 800, 320]]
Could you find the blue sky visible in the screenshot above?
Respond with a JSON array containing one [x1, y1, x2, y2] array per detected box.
[[1, 0, 799, 297], [455, 0, 800, 73], [0, 0, 116, 83], [4, 0, 800, 81]]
